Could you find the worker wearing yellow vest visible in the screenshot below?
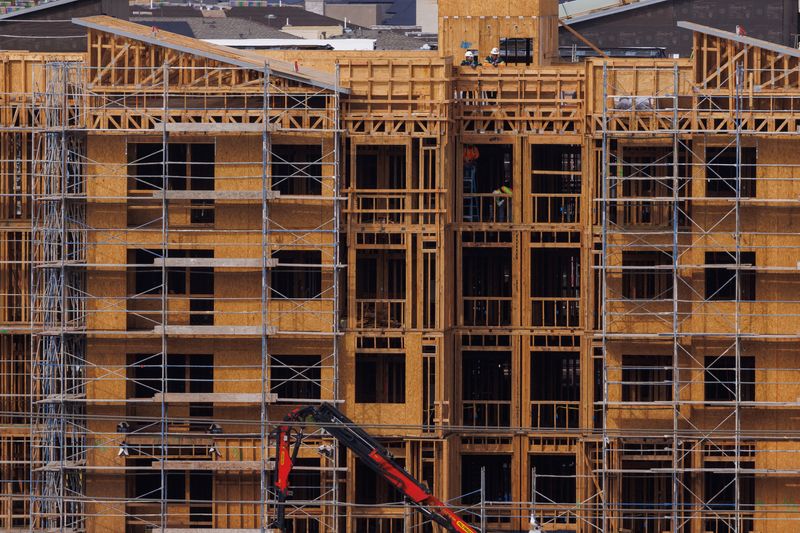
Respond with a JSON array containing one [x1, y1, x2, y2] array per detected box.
[[493, 179, 512, 222]]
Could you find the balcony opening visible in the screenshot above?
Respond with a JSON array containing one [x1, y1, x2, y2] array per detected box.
[[705, 251, 756, 301], [127, 143, 215, 225], [530, 454, 576, 505], [612, 145, 689, 227], [462, 351, 511, 427], [531, 248, 579, 327], [531, 352, 579, 429], [705, 356, 755, 402], [128, 249, 214, 327], [461, 455, 512, 505], [621, 355, 672, 402], [622, 250, 673, 300], [270, 354, 322, 401], [128, 461, 186, 501], [355, 249, 405, 328], [355, 354, 405, 403], [271, 250, 322, 299], [531, 144, 581, 223], [704, 462, 755, 533], [288, 457, 321, 502], [462, 247, 511, 326], [128, 354, 213, 397], [621, 460, 671, 532], [463, 144, 513, 223], [355, 145, 406, 189], [272, 144, 323, 196], [189, 471, 213, 527], [706, 147, 756, 198]]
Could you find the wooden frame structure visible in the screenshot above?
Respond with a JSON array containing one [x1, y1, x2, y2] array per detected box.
[[3, 6, 800, 533]]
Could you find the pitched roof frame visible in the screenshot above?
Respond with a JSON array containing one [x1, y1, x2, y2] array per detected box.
[[677, 20, 800, 61], [73, 15, 347, 94]]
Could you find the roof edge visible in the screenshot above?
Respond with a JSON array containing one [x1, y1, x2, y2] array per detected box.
[[0, 0, 83, 20], [561, 0, 669, 25], [677, 20, 800, 60], [72, 15, 348, 94]]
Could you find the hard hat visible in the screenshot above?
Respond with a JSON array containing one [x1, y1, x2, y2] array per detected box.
[[465, 50, 473, 57], [491, 47, 500, 55]]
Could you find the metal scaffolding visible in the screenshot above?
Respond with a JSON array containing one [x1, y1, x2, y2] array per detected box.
[[30, 60, 87, 532], [22, 57, 344, 532], [597, 53, 800, 532]]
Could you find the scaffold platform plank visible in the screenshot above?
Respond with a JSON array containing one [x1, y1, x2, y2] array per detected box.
[[152, 325, 277, 337], [151, 190, 280, 201], [152, 257, 278, 268], [153, 461, 275, 471], [149, 392, 277, 403]]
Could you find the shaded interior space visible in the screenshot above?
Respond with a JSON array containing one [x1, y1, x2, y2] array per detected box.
[[531, 144, 581, 223], [272, 144, 323, 196], [355, 354, 405, 404], [621, 250, 673, 300], [461, 351, 511, 427], [461, 454, 512, 505], [621, 355, 672, 402], [530, 248, 579, 327], [705, 251, 756, 301], [127, 249, 214, 329], [355, 249, 405, 328], [290, 457, 322, 502], [610, 145, 690, 227], [271, 250, 322, 299], [352, 144, 411, 225], [530, 351, 580, 429], [126, 467, 213, 529], [620, 462, 673, 533], [462, 247, 511, 326], [704, 355, 755, 402], [0, 335, 29, 425], [0, 231, 28, 323], [355, 144, 406, 189], [127, 353, 213, 431], [706, 146, 756, 198], [704, 463, 755, 533], [270, 354, 322, 402], [127, 142, 215, 227], [462, 144, 513, 223], [530, 454, 576, 508]]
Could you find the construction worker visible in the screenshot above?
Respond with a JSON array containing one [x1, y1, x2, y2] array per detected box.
[[486, 47, 505, 66], [461, 50, 479, 67], [459, 51, 479, 103], [463, 145, 480, 221], [493, 179, 512, 222]]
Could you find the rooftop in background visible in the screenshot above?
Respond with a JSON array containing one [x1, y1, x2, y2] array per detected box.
[[132, 3, 364, 29], [0, 0, 128, 52], [207, 37, 376, 49], [143, 17, 297, 39], [129, 2, 434, 50], [331, 26, 433, 50], [558, 0, 651, 20], [558, 0, 796, 57]]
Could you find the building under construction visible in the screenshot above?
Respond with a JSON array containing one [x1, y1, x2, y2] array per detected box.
[[3, 0, 800, 531]]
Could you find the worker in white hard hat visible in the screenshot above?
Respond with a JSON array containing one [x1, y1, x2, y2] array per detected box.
[[461, 50, 479, 67], [486, 47, 504, 66]]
